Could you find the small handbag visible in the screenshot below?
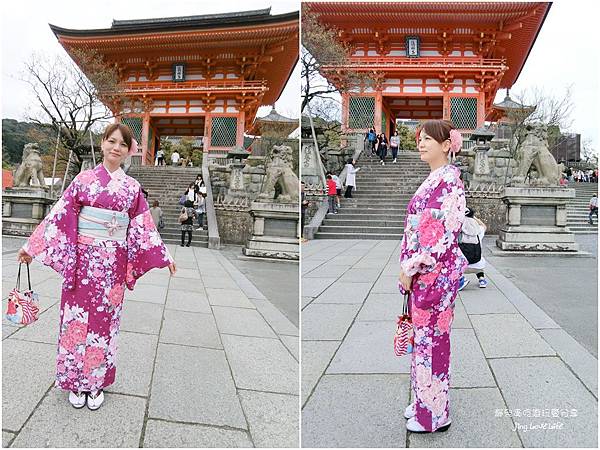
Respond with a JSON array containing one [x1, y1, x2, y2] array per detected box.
[[394, 292, 414, 357], [6, 263, 40, 326], [178, 207, 189, 223]]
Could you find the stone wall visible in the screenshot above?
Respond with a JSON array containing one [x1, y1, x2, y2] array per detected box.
[[209, 164, 267, 202], [214, 209, 253, 245], [465, 191, 506, 235]]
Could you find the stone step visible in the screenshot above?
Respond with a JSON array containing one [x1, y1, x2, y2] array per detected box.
[[335, 208, 404, 215], [319, 225, 403, 234], [323, 218, 404, 227], [161, 238, 208, 248], [314, 232, 402, 240]]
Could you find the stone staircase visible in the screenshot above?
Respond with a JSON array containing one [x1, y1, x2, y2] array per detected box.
[[566, 182, 598, 234], [127, 166, 209, 247], [315, 151, 430, 239]]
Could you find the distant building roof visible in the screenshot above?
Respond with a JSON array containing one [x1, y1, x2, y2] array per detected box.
[[50, 8, 298, 36]]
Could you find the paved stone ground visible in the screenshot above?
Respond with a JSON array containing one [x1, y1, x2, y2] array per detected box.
[[221, 246, 299, 327], [2, 241, 299, 448], [484, 234, 598, 358], [301, 239, 597, 448]]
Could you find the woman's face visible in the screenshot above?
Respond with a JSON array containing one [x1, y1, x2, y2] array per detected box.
[[417, 130, 450, 165], [101, 129, 129, 167]]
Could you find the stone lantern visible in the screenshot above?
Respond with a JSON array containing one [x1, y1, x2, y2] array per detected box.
[[225, 146, 250, 200], [470, 127, 496, 185]]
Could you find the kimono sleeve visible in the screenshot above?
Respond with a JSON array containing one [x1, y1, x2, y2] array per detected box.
[[399, 174, 466, 277], [21, 176, 81, 289], [125, 187, 173, 290]]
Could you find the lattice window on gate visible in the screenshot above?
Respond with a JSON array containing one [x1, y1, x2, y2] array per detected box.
[[211, 117, 237, 147], [450, 97, 477, 129], [121, 117, 143, 142], [348, 96, 375, 129]]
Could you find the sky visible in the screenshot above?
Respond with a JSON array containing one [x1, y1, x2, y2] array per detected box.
[[0, 0, 300, 125], [1, 0, 599, 149], [302, 0, 600, 150]]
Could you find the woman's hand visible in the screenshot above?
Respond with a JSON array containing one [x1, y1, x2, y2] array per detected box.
[[17, 248, 32, 264], [168, 262, 177, 275], [399, 270, 413, 292]]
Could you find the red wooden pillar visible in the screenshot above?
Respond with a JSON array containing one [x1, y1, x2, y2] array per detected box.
[[374, 91, 382, 134], [341, 93, 349, 133], [477, 91, 486, 127], [204, 112, 212, 151], [141, 112, 150, 165], [442, 91, 450, 121], [236, 110, 245, 148]]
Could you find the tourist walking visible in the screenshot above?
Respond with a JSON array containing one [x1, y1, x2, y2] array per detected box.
[[457, 207, 488, 290], [17, 123, 176, 411], [185, 182, 198, 206], [179, 200, 197, 246], [331, 171, 342, 208], [326, 174, 338, 214], [150, 200, 165, 232], [377, 132, 389, 165], [589, 194, 598, 225], [194, 174, 206, 196], [301, 181, 309, 240], [156, 149, 165, 166], [365, 127, 377, 157], [195, 194, 206, 230], [398, 119, 467, 433], [344, 159, 361, 198], [171, 150, 180, 166], [390, 130, 400, 163]]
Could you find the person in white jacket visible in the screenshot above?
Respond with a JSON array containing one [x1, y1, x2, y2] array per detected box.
[[457, 208, 488, 290], [344, 159, 361, 198]]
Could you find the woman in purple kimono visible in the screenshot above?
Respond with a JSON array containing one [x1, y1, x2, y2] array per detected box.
[[17, 124, 176, 411], [398, 119, 467, 433]]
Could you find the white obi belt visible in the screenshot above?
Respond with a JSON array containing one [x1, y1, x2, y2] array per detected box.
[[78, 206, 129, 242]]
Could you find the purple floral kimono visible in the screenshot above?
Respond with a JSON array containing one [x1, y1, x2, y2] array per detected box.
[[22, 164, 173, 393], [399, 164, 467, 431]]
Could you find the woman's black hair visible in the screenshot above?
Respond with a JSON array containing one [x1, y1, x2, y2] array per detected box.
[[347, 158, 354, 165]]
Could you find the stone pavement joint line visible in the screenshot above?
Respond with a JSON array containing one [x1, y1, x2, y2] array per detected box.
[[2, 242, 298, 448], [301, 239, 598, 448]]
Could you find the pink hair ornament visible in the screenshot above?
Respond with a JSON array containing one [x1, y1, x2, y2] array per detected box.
[[449, 129, 462, 155], [128, 138, 139, 156]]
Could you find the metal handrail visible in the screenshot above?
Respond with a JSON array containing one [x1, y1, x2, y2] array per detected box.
[[202, 153, 221, 249]]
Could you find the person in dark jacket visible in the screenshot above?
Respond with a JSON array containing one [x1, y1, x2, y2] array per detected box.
[[377, 133, 389, 165], [180, 200, 197, 247]]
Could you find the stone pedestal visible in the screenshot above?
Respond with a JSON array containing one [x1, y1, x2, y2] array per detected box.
[[243, 201, 299, 260], [496, 186, 579, 252], [2, 187, 57, 236], [301, 141, 326, 194]]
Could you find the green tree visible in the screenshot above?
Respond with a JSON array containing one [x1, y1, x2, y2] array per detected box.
[[397, 123, 417, 151]]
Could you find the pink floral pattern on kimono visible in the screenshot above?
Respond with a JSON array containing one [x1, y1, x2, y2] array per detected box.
[[22, 164, 173, 393], [399, 164, 467, 431]]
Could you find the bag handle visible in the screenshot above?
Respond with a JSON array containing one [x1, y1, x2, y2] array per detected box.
[[16, 263, 32, 292], [401, 293, 410, 317]]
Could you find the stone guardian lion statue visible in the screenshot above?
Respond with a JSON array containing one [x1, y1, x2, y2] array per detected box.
[[257, 144, 299, 203], [14, 143, 46, 188], [511, 124, 561, 186]]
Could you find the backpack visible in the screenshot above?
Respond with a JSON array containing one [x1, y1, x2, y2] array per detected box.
[[458, 217, 482, 264], [459, 237, 481, 265], [178, 207, 189, 223], [367, 131, 376, 142], [179, 195, 186, 206]]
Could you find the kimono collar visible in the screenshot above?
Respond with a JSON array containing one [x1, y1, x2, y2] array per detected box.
[[101, 163, 125, 180]]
